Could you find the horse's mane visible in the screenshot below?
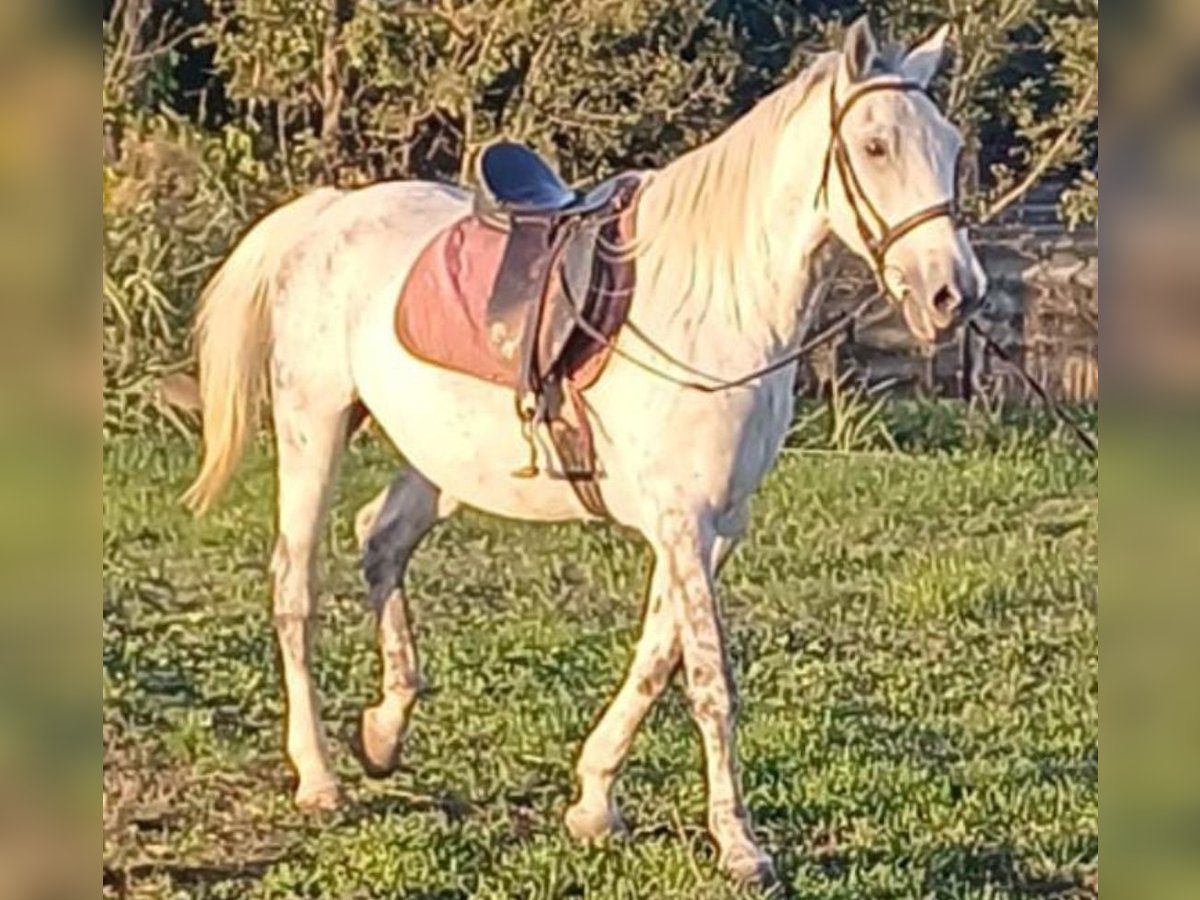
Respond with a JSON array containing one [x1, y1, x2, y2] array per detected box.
[[637, 52, 841, 324]]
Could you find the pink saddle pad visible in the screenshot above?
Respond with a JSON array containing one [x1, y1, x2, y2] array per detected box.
[[394, 216, 520, 387]]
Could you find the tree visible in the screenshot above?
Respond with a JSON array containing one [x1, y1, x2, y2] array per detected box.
[[102, 0, 1098, 433], [199, 0, 738, 185]]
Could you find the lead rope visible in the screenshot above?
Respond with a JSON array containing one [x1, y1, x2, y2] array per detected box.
[[567, 291, 1098, 457], [967, 320, 1098, 458], [566, 288, 885, 392]]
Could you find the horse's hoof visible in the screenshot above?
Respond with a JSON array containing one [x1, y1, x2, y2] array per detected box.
[[720, 845, 778, 890], [294, 779, 343, 812], [350, 711, 401, 779], [564, 802, 628, 843]]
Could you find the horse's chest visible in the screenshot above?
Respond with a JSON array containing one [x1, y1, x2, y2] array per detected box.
[[723, 378, 794, 493], [619, 374, 793, 507]]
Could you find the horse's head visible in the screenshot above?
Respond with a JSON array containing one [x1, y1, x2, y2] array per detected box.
[[820, 18, 986, 342]]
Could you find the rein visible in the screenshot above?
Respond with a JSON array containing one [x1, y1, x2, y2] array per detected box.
[[562, 74, 1098, 458], [568, 286, 885, 393], [571, 296, 1098, 457], [965, 320, 1098, 457]]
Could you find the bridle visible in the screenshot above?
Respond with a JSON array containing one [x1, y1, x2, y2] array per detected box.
[[563, 74, 969, 395], [556, 70, 1098, 457], [816, 76, 961, 303]]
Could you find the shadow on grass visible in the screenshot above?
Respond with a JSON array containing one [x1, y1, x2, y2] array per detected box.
[[769, 838, 1095, 898], [103, 851, 296, 894], [920, 843, 1097, 897]]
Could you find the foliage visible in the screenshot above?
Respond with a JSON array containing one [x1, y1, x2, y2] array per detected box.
[[102, 407, 1097, 897], [103, 115, 274, 434], [800, 0, 1099, 225], [102, 0, 1099, 434], [199, 0, 736, 185], [788, 370, 899, 453]]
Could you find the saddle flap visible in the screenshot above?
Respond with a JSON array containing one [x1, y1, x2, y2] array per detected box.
[[394, 173, 642, 397], [537, 219, 605, 372], [559, 218, 605, 308], [483, 217, 558, 366]]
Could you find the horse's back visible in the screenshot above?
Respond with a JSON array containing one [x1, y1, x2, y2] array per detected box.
[[321, 180, 469, 232], [269, 180, 472, 412], [286, 180, 471, 293]]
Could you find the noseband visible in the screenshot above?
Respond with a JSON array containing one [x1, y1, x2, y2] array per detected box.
[[816, 77, 960, 302]]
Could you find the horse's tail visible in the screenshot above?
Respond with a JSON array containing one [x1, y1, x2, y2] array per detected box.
[[183, 188, 343, 514]]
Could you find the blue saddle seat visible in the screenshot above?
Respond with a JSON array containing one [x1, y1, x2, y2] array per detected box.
[[479, 141, 618, 215], [470, 139, 641, 453]]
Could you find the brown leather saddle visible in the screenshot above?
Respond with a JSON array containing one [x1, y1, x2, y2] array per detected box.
[[395, 141, 642, 516]]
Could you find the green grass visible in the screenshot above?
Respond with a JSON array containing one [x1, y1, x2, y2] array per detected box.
[[103, 408, 1097, 899]]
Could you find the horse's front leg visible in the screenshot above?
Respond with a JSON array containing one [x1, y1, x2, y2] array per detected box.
[[566, 557, 681, 840], [662, 509, 775, 887]]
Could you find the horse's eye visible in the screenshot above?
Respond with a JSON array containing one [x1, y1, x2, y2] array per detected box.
[[864, 138, 888, 159]]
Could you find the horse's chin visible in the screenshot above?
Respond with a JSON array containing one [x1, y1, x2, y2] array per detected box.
[[902, 300, 950, 345]]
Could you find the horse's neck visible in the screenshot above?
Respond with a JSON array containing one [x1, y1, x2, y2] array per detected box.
[[632, 76, 834, 373]]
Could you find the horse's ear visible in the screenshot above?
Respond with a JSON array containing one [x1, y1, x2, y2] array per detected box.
[[901, 23, 951, 88], [841, 16, 879, 84]]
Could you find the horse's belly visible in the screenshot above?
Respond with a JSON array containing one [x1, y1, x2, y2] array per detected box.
[[351, 304, 625, 522]]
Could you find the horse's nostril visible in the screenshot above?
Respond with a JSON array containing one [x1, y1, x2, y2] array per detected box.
[[932, 285, 959, 318]]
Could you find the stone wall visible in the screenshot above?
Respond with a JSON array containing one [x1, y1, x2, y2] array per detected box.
[[799, 196, 1098, 403]]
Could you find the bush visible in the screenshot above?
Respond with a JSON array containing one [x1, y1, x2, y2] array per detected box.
[[102, 0, 1097, 436]]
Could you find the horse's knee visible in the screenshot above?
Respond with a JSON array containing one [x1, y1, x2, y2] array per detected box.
[[271, 536, 317, 610], [636, 651, 679, 698]]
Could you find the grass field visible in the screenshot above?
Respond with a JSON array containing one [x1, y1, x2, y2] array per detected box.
[[103, 406, 1098, 899]]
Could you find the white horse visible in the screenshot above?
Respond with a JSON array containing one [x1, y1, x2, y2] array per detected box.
[[184, 19, 984, 885]]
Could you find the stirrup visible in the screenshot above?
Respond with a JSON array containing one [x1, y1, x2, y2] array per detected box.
[[512, 395, 540, 478]]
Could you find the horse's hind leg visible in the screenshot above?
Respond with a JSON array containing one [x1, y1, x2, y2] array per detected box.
[[271, 391, 351, 810], [353, 466, 457, 777], [353, 486, 391, 551]]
